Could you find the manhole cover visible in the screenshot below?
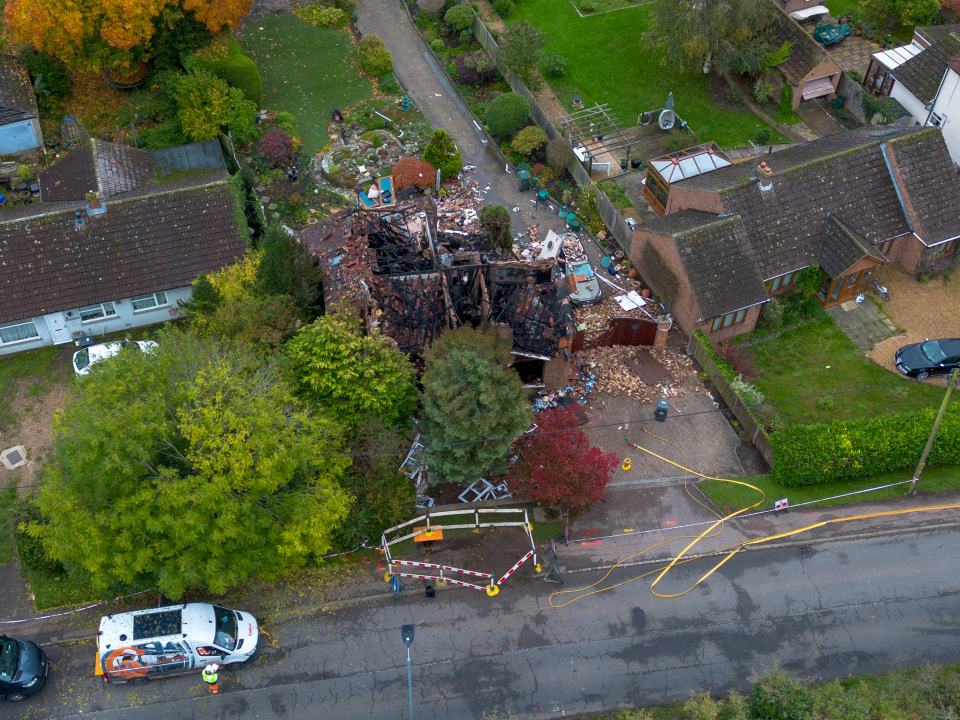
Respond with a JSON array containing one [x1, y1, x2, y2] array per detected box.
[[5, 449, 22, 465], [1, 444, 27, 469]]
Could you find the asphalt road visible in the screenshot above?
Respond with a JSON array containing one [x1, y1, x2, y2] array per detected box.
[[14, 527, 960, 719]]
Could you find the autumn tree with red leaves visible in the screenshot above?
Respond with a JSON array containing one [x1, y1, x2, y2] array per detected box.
[[392, 157, 436, 191], [510, 406, 617, 531], [4, 0, 252, 74]]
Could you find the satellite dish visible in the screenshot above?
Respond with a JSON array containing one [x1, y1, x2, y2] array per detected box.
[[658, 108, 676, 131]]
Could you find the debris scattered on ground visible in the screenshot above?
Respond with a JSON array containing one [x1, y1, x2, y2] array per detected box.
[[573, 346, 695, 401], [435, 180, 484, 236], [573, 295, 651, 332]]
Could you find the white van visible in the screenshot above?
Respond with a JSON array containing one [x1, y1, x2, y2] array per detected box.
[[95, 603, 259, 683]]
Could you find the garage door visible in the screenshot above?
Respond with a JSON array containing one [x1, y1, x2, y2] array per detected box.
[[802, 76, 835, 99]]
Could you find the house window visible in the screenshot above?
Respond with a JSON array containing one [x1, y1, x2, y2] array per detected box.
[[0, 320, 40, 345], [710, 308, 748, 332], [78, 302, 117, 323], [927, 112, 944, 127], [769, 272, 795, 293], [131, 291, 169, 312]]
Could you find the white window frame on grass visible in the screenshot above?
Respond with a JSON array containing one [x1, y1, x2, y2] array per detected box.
[[131, 291, 169, 313], [0, 320, 40, 345], [78, 302, 117, 323]]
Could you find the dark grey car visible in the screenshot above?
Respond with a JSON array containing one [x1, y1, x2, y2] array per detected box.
[[895, 338, 960, 381], [0, 636, 48, 701]]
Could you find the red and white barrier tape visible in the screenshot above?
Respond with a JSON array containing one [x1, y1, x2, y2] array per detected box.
[[497, 549, 535, 586], [393, 571, 487, 592], [391, 558, 492, 579]]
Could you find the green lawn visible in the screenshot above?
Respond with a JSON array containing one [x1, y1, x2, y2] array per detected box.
[[511, 0, 779, 149], [571, 0, 650, 14], [747, 318, 945, 425], [241, 13, 371, 155], [0, 346, 61, 431], [699, 465, 960, 513]]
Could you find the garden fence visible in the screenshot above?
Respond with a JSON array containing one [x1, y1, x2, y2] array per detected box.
[[686, 334, 775, 466], [473, 15, 632, 256]]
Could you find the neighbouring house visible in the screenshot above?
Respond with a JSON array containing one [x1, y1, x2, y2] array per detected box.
[[863, 25, 960, 165], [771, 6, 843, 110], [643, 143, 732, 216], [0, 55, 43, 155], [0, 139, 245, 355], [632, 126, 960, 340], [774, 0, 827, 17]]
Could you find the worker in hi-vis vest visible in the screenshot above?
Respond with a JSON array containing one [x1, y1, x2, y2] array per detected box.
[[201, 663, 220, 694]]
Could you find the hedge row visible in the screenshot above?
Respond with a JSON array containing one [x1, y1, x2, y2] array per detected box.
[[771, 404, 960, 486]]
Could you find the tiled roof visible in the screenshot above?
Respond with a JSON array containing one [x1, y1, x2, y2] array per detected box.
[[891, 28, 960, 102], [638, 209, 718, 236], [949, 51, 960, 74], [151, 140, 226, 174], [0, 172, 245, 324], [771, 8, 832, 85], [638, 242, 680, 309], [883, 129, 960, 244], [817, 214, 885, 276], [674, 216, 768, 319], [0, 54, 38, 125]]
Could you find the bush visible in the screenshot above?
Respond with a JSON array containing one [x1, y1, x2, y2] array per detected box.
[[493, 0, 514, 16], [393, 156, 436, 190], [430, 38, 446, 53], [771, 404, 960, 486], [754, 128, 772, 145], [187, 35, 263, 106], [862, 92, 908, 123], [455, 50, 496, 85], [359, 35, 393, 77], [275, 111, 299, 137], [510, 125, 548, 156], [546, 137, 574, 173], [444, 3, 476, 32], [423, 128, 462, 181], [484, 92, 529, 139], [682, 692, 720, 720], [749, 669, 814, 720], [295, 3, 350, 27], [171, 69, 258, 143], [542, 52, 568, 78], [257, 129, 296, 168], [20, 50, 69, 114], [753, 77, 775, 105], [480, 205, 512, 250]]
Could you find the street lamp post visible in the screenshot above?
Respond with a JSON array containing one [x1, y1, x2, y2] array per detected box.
[[401, 624, 415, 720]]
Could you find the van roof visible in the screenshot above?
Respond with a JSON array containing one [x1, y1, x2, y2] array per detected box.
[[97, 603, 217, 651]]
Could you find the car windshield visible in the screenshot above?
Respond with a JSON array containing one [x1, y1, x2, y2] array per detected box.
[[920, 341, 946, 364], [74, 348, 90, 371], [212, 607, 238, 651], [0, 638, 19, 681]]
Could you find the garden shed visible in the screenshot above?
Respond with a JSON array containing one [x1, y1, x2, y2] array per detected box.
[[0, 54, 42, 155]]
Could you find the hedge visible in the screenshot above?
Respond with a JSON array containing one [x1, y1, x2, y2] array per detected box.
[[771, 404, 960, 486], [188, 36, 263, 106]]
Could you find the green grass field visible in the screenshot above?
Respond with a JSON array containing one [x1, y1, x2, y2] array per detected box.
[[241, 13, 372, 155], [570, 0, 651, 14], [511, 0, 779, 149], [698, 465, 960, 513], [747, 319, 945, 425]]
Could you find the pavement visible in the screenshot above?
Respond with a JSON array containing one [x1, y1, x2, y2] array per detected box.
[[827, 298, 896, 352], [12, 520, 960, 719]]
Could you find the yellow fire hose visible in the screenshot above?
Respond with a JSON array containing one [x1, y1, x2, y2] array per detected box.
[[548, 441, 960, 608]]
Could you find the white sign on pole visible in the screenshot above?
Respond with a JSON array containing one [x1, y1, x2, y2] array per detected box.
[[774, 498, 789, 511]]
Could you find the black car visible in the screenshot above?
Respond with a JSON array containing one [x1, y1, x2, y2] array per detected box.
[[0, 635, 48, 701], [895, 338, 960, 381]]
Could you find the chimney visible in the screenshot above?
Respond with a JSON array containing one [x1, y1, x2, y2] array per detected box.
[[85, 190, 107, 217]]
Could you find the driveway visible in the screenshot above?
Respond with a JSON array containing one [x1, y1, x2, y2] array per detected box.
[[14, 527, 960, 719], [357, 1, 569, 240]]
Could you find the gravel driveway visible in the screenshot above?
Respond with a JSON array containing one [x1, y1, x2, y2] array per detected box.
[[869, 266, 960, 376]]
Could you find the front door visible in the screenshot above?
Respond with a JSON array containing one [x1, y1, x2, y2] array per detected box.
[[44, 313, 71, 345], [821, 268, 875, 307]]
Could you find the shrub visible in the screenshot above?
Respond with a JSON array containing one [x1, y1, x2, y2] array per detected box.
[[493, 0, 514, 16], [20, 49, 69, 114], [393, 156, 436, 190], [546, 137, 574, 173], [172, 69, 258, 143], [359, 35, 393, 77], [484, 91, 529, 139], [749, 669, 814, 720], [499, 21, 544, 85], [754, 128, 772, 145], [187, 35, 263, 106], [542, 52, 568, 78], [510, 125, 548, 156], [757, 297, 783, 329], [444, 3, 476, 32], [752, 77, 775, 105], [862, 92, 908, 123], [423, 128, 462, 181], [771, 404, 960, 486], [257, 129, 296, 168], [275, 111, 299, 137], [430, 38, 446, 53], [480, 205, 512, 250], [730, 375, 764, 405], [717, 338, 757, 380], [294, 3, 350, 28], [455, 50, 496, 85], [682, 692, 721, 720]]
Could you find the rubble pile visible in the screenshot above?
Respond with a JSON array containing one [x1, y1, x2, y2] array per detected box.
[[573, 296, 640, 332], [436, 181, 484, 236], [573, 346, 695, 402]]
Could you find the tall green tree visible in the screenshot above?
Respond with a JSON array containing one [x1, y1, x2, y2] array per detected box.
[[421, 326, 531, 485], [32, 330, 352, 598], [256, 224, 324, 320], [423, 129, 462, 181], [171, 68, 257, 142], [861, 0, 940, 33], [499, 21, 544, 86], [285, 310, 418, 430], [649, 0, 776, 75]]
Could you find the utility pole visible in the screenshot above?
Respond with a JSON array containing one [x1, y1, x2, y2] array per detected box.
[[910, 368, 959, 495]]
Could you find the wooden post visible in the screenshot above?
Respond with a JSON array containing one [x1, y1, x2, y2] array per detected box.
[[910, 368, 959, 495]]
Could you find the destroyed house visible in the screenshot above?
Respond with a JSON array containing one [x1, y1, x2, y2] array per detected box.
[[302, 204, 570, 358]]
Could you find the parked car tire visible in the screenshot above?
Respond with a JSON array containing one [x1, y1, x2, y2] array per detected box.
[[916, 371, 930, 381], [5, 693, 28, 701], [130, 677, 150, 686]]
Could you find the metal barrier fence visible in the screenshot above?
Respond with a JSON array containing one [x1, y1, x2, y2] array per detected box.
[[473, 15, 632, 256]]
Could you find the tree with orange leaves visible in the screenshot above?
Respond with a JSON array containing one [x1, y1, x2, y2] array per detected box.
[[4, 0, 252, 74]]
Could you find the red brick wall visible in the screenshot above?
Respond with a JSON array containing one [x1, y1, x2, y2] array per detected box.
[[696, 304, 763, 342], [630, 228, 702, 336]]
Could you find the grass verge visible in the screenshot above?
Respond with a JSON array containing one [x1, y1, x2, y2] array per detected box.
[[0, 346, 61, 430], [747, 317, 944, 425], [698, 465, 960, 513], [240, 13, 372, 155], [511, 0, 781, 148]]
